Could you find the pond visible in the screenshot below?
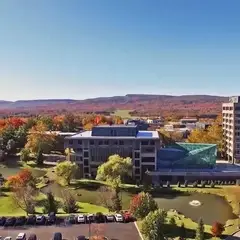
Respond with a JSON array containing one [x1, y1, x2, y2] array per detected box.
[[154, 192, 237, 225], [41, 183, 236, 225]]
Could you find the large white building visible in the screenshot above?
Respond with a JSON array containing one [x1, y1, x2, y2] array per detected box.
[[222, 96, 240, 163]]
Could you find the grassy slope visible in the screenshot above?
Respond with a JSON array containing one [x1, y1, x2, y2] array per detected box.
[[112, 109, 132, 119]]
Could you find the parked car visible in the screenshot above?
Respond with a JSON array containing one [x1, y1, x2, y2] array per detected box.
[[0, 217, 6, 226], [27, 234, 37, 240], [26, 215, 36, 225], [53, 232, 62, 240], [114, 214, 124, 222], [16, 233, 26, 240], [95, 212, 105, 223], [4, 237, 12, 240], [105, 214, 114, 222], [15, 217, 27, 226], [122, 211, 135, 223], [86, 214, 95, 223], [75, 236, 86, 240], [4, 217, 16, 226], [65, 214, 76, 224], [36, 215, 46, 225], [77, 214, 86, 224], [47, 212, 56, 225]]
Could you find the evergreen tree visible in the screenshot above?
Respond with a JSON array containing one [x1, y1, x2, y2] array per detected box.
[[43, 192, 58, 214], [36, 148, 44, 165], [196, 218, 205, 240]]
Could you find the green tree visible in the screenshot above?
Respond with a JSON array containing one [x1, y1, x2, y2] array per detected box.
[[96, 154, 132, 187], [62, 113, 76, 132], [20, 148, 31, 162], [61, 190, 78, 213], [196, 218, 205, 240], [111, 191, 122, 212], [130, 192, 158, 219], [6, 139, 16, 154], [56, 161, 77, 185], [141, 209, 167, 240], [43, 192, 59, 214], [36, 148, 44, 165]]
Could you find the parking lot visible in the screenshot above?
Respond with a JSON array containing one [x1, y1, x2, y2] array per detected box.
[[0, 222, 141, 240]]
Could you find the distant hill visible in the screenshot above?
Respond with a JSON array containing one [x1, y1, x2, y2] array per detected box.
[[0, 94, 228, 116]]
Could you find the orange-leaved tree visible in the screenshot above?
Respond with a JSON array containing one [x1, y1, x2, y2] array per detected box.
[[211, 221, 225, 237], [7, 168, 35, 190]]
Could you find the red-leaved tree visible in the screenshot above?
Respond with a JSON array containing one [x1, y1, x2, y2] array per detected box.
[[211, 221, 225, 237], [130, 192, 158, 219]]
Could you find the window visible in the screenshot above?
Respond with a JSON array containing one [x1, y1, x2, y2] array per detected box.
[[113, 140, 118, 145], [84, 152, 89, 158], [78, 140, 82, 145], [84, 159, 89, 166], [141, 141, 148, 145], [69, 140, 73, 145], [150, 140, 155, 145], [84, 167, 89, 173], [142, 157, 155, 163], [135, 168, 140, 174], [135, 160, 140, 167], [119, 140, 124, 145], [90, 140, 94, 145], [76, 156, 82, 161], [98, 140, 103, 145], [104, 140, 109, 145], [76, 148, 82, 152], [134, 152, 140, 158]]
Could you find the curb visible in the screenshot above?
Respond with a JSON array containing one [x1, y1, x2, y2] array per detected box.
[[134, 221, 144, 240]]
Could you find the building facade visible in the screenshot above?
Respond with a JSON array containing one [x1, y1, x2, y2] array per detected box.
[[222, 96, 240, 163], [64, 125, 160, 180]]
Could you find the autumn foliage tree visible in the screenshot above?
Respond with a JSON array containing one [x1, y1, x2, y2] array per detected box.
[[25, 122, 56, 153], [130, 192, 158, 219], [6, 168, 35, 190], [211, 221, 225, 237]]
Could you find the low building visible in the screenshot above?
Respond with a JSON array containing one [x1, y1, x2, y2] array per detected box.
[[180, 117, 198, 125], [64, 124, 160, 180]]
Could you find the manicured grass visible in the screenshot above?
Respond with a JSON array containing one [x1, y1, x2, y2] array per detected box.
[[0, 192, 108, 216]]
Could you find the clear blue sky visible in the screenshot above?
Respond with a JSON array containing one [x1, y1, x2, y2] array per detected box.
[[1, 0, 240, 100]]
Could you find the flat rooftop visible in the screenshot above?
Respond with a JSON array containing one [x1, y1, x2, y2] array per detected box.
[[66, 130, 159, 139]]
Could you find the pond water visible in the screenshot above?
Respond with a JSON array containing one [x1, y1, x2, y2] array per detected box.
[[154, 192, 236, 225], [41, 183, 236, 225]]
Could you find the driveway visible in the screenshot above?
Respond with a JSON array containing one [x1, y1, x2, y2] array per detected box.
[[0, 222, 141, 240]]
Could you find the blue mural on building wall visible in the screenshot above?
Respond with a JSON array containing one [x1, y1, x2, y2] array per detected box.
[[157, 142, 217, 169]]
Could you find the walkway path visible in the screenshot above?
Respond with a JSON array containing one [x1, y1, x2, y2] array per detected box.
[[226, 230, 240, 239]]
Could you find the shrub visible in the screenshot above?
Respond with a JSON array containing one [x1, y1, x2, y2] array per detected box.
[[169, 216, 176, 225], [180, 222, 186, 238], [211, 221, 225, 237], [43, 192, 58, 214]]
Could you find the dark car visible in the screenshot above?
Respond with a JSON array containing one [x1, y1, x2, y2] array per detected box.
[[27, 234, 37, 240], [15, 216, 27, 226], [76, 236, 86, 240], [46, 212, 56, 225], [53, 232, 62, 240], [95, 212, 105, 223], [4, 217, 16, 226], [26, 215, 36, 225], [0, 217, 6, 226], [36, 215, 46, 225], [86, 214, 95, 223]]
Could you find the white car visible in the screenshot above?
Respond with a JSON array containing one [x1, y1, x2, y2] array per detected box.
[[106, 214, 115, 222], [77, 214, 85, 223], [114, 214, 124, 222], [16, 233, 26, 240], [4, 237, 12, 240]]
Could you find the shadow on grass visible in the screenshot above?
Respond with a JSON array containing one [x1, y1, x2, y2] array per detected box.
[[71, 181, 106, 191], [164, 224, 213, 239]]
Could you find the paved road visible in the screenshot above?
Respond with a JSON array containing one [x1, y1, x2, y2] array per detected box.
[[0, 222, 141, 240]]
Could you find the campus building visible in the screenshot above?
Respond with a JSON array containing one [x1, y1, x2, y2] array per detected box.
[[222, 96, 240, 163], [64, 125, 160, 180]]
